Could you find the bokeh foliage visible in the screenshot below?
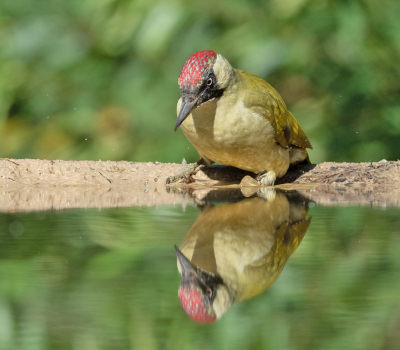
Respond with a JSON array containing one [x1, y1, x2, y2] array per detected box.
[[0, 0, 400, 163], [0, 203, 399, 350]]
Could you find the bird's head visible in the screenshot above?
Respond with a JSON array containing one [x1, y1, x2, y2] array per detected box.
[[174, 245, 232, 322], [174, 50, 236, 131]]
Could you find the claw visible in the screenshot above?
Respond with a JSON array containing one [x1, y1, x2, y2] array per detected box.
[[256, 170, 276, 186], [182, 173, 190, 184], [166, 159, 204, 186]]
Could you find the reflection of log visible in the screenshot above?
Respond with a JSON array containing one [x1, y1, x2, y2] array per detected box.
[[298, 186, 400, 208], [0, 186, 196, 213], [1, 158, 400, 211]]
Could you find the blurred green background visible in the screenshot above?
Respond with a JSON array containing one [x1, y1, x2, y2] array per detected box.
[[1, 0, 400, 163]]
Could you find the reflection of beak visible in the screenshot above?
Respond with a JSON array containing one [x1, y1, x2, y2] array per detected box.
[[174, 96, 199, 132], [174, 245, 197, 277]]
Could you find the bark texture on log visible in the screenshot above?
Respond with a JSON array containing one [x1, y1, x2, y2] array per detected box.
[[1, 158, 399, 211]]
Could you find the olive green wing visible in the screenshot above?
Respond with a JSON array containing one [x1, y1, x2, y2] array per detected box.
[[239, 70, 312, 150]]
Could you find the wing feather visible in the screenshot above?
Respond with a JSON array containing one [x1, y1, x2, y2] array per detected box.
[[238, 69, 312, 150]]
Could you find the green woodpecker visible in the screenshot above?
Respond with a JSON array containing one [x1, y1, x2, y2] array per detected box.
[[167, 50, 312, 186], [175, 190, 312, 322]]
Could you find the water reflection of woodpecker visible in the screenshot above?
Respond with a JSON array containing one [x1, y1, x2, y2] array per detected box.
[[175, 190, 312, 322]]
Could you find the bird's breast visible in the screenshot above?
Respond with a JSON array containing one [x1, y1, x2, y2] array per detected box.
[[180, 96, 289, 175]]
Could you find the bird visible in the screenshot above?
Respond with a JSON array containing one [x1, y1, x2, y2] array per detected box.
[[174, 190, 312, 322], [167, 50, 312, 186]]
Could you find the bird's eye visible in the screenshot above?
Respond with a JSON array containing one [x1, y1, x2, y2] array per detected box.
[[206, 288, 213, 297], [206, 78, 213, 86]]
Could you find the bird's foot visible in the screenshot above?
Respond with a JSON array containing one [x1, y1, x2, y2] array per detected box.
[[256, 170, 276, 186], [165, 158, 205, 185]]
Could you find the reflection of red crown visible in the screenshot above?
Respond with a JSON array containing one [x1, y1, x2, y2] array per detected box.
[[178, 285, 216, 323], [178, 50, 217, 88]]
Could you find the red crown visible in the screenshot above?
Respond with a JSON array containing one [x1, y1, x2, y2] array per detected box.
[[178, 50, 217, 88], [178, 286, 216, 323]]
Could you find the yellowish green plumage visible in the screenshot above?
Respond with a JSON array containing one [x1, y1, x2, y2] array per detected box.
[[171, 51, 312, 186], [177, 191, 311, 318], [238, 69, 312, 150]]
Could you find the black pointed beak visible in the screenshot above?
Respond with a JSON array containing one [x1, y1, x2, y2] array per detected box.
[[174, 96, 199, 132], [174, 245, 197, 278]]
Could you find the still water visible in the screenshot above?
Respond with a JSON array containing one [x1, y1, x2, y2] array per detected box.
[[0, 188, 399, 350]]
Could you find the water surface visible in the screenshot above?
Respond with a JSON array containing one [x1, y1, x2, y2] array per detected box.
[[0, 189, 399, 350]]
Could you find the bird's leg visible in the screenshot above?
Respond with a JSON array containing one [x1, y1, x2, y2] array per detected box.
[[256, 170, 276, 186], [165, 158, 206, 184]]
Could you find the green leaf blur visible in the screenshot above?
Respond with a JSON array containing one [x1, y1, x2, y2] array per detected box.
[[1, 0, 399, 163]]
